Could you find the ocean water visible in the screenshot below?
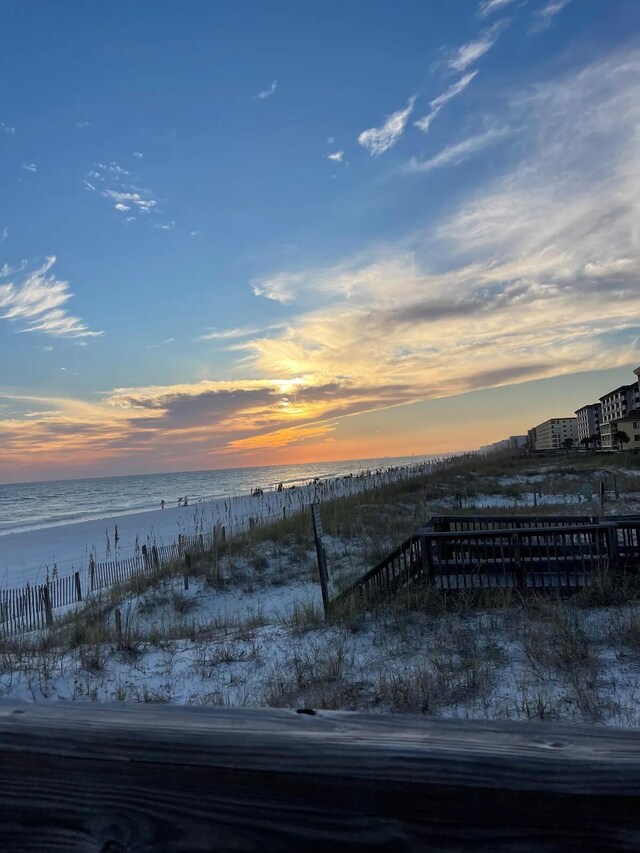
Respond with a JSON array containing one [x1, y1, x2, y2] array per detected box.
[[0, 455, 433, 537]]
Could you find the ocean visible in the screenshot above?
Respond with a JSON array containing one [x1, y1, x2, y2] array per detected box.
[[0, 455, 433, 537]]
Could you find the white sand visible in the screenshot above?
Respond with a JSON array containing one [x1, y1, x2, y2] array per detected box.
[[0, 462, 434, 589]]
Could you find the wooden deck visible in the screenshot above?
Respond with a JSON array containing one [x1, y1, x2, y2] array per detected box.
[[336, 514, 640, 604], [1, 701, 640, 850]]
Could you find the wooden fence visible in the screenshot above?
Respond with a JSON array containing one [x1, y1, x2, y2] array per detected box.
[[1, 701, 640, 850], [336, 514, 640, 605], [0, 528, 226, 636]]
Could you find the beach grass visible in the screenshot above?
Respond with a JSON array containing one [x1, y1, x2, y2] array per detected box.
[[3, 449, 640, 721]]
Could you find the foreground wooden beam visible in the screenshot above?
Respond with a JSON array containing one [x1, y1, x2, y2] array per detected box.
[[1, 701, 640, 850]]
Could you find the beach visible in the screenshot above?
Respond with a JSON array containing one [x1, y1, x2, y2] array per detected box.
[[4, 452, 640, 727], [0, 460, 434, 589]]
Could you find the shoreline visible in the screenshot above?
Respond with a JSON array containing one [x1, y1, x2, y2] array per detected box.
[[0, 460, 437, 590], [0, 453, 440, 538]]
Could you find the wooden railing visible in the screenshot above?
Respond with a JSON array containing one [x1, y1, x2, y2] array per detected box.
[[335, 515, 640, 605], [1, 701, 640, 851]]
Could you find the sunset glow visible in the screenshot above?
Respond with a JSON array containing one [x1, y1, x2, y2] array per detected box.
[[2, 1, 639, 482]]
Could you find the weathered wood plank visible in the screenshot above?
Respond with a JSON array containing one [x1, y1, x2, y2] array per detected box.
[[0, 703, 640, 851]]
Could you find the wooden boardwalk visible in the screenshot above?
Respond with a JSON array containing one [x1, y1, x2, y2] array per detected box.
[[1, 701, 640, 850], [337, 514, 640, 604]]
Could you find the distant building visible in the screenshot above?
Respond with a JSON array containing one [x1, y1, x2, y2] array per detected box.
[[479, 439, 510, 455], [508, 435, 527, 450], [531, 418, 578, 450], [527, 426, 537, 451], [599, 383, 640, 450], [610, 408, 640, 449], [574, 403, 602, 444]]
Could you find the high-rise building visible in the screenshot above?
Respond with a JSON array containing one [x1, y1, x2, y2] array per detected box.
[[574, 403, 602, 444], [530, 418, 578, 450]]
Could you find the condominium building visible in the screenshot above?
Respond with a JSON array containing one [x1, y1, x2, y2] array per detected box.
[[574, 403, 602, 444], [615, 409, 640, 449], [599, 383, 640, 450], [531, 418, 578, 450]]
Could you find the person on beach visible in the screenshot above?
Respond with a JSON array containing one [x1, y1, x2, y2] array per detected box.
[[178, 497, 183, 507], [183, 495, 188, 506], [161, 499, 165, 510]]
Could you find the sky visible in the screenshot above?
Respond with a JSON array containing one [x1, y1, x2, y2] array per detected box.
[[2, 0, 640, 483]]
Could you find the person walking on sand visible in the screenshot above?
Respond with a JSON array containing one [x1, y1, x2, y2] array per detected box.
[[161, 499, 166, 510], [178, 497, 183, 508], [183, 495, 188, 506]]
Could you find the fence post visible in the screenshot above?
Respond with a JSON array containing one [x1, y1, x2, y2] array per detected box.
[[311, 503, 331, 616], [114, 608, 122, 647], [42, 584, 53, 628], [423, 535, 436, 583], [606, 526, 620, 573], [74, 571, 82, 603], [89, 554, 95, 592], [512, 534, 525, 590], [152, 545, 160, 572], [142, 545, 149, 573]]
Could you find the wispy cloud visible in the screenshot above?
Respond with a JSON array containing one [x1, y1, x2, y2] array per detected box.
[[0, 122, 15, 135], [448, 20, 509, 73], [251, 272, 302, 303], [84, 161, 164, 222], [478, 0, 519, 18], [146, 337, 175, 349], [358, 96, 416, 157], [0, 227, 7, 244], [1, 260, 27, 278], [133, 152, 143, 158], [102, 189, 157, 213], [415, 71, 479, 133], [403, 126, 510, 174], [0, 257, 102, 338], [199, 322, 287, 341], [76, 121, 91, 129], [20, 162, 37, 173], [234, 49, 640, 443], [327, 150, 344, 162], [532, 0, 571, 30], [253, 80, 277, 100]]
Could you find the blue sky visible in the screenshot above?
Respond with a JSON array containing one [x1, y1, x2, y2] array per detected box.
[[2, 0, 640, 481]]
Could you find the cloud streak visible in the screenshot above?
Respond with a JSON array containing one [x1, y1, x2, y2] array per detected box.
[[478, 0, 519, 18], [0, 257, 102, 338], [254, 80, 277, 100], [532, 0, 571, 30], [448, 20, 509, 72], [415, 71, 479, 133], [403, 126, 510, 174], [358, 96, 416, 157]]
